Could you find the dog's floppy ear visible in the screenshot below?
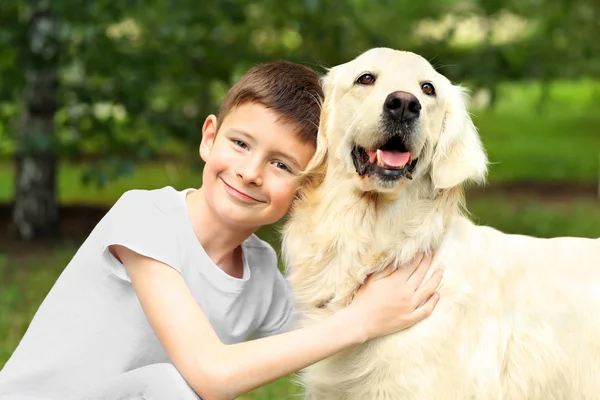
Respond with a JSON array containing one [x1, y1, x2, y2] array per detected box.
[[431, 84, 488, 190], [300, 68, 335, 190]]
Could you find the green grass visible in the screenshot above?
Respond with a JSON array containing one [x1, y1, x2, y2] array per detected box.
[[467, 195, 600, 238], [471, 79, 600, 184], [0, 161, 204, 205], [490, 79, 600, 115], [475, 109, 600, 184]]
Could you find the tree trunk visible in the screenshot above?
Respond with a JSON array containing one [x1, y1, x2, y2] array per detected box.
[[11, 6, 60, 240]]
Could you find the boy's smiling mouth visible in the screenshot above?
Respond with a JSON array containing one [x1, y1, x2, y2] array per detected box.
[[221, 178, 265, 203]]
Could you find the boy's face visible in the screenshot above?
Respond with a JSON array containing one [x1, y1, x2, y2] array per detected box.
[[199, 102, 316, 229]]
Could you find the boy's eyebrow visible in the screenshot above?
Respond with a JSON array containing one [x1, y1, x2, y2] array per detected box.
[[271, 150, 301, 170], [229, 129, 255, 143]]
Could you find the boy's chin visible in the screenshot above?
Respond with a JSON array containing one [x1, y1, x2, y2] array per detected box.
[[226, 211, 285, 231], [211, 195, 288, 229], [217, 209, 269, 229]]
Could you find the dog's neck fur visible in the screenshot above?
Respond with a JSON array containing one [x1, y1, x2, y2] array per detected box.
[[283, 163, 465, 311]]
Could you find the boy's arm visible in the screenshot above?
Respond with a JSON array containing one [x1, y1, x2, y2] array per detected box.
[[112, 245, 441, 400]]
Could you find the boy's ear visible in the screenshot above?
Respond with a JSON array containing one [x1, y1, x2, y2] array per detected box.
[[199, 115, 218, 162]]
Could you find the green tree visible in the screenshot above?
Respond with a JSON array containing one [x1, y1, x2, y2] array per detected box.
[[2, 0, 523, 241], [10, 1, 60, 239]]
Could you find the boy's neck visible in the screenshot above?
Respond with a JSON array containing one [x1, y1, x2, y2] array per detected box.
[[185, 188, 257, 277]]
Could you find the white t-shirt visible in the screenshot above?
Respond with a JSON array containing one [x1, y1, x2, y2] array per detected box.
[[0, 186, 296, 399]]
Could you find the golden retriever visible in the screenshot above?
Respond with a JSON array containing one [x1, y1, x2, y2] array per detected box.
[[281, 47, 600, 400]]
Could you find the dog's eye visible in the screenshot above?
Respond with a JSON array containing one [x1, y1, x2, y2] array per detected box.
[[421, 82, 435, 96], [356, 73, 376, 86]]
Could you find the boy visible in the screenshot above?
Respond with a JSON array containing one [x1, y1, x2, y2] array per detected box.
[[0, 61, 442, 400]]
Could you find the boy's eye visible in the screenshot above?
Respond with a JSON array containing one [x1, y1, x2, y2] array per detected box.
[[233, 140, 248, 149], [273, 161, 291, 172]]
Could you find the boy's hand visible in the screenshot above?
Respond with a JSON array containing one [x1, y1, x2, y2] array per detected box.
[[347, 252, 442, 342]]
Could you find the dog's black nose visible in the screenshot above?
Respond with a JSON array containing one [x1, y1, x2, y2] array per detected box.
[[384, 91, 421, 121]]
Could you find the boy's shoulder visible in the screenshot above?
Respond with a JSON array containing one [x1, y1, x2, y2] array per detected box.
[[101, 186, 187, 234], [115, 185, 180, 203], [243, 234, 281, 273], [244, 233, 273, 250], [244, 233, 276, 257], [112, 186, 183, 214]]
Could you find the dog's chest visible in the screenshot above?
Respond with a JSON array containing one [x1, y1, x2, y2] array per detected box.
[[285, 217, 427, 315]]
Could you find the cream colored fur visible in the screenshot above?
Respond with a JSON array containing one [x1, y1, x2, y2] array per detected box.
[[281, 47, 600, 400]]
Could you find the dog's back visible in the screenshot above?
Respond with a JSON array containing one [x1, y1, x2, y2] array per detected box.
[[287, 214, 600, 400]]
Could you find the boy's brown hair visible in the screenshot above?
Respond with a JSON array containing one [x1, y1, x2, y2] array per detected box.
[[216, 61, 323, 146]]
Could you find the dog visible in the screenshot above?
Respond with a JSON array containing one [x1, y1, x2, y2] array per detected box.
[[281, 47, 600, 400]]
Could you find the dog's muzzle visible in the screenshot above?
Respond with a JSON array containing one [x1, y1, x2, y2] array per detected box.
[[350, 91, 420, 181]]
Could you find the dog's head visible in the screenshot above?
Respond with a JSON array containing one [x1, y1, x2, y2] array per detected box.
[[308, 47, 488, 195]]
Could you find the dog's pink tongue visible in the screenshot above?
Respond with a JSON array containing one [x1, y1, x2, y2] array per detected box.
[[368, 149, 411, 168]]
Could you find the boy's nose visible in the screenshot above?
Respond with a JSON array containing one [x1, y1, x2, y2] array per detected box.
[[236, 163, 263, 186]]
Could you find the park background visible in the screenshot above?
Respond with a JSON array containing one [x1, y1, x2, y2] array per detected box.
[[1, 0, 599, 398]]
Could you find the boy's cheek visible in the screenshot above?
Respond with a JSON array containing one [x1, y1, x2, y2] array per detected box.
[[205, 149, 235, 172], [267, 179, 293, 200], [282, 179, 301, 198], [280, 185, 301, 209]]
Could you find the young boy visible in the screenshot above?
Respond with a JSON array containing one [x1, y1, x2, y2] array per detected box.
[[0, 61, 442, 400]]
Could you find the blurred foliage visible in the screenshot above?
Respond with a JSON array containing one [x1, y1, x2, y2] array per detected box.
[[0, 0, 598, 185]]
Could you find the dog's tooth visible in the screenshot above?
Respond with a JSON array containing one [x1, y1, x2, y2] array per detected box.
[[376, 149, 386, 167]]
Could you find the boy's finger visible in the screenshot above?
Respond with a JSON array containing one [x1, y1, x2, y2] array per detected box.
[[406, 252, 434, 288], [411, 292, 440, 323], [413, 268, 443, 305]]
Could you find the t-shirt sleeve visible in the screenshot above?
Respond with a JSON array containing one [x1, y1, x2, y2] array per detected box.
[[100, 189, 181, 282], [253, 271, 298, 338]]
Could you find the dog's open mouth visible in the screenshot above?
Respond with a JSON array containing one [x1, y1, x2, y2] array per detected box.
[[351, 136, 418, 180]]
